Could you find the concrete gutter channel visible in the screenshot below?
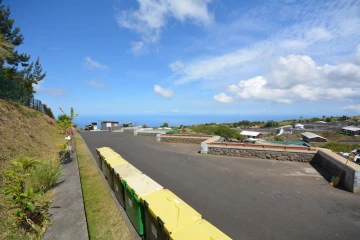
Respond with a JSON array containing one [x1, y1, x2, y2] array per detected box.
[[43, 137, 89, 240]]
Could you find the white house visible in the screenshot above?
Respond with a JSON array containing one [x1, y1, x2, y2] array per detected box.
[[341, 126, 360, 136], [301, 132, 327, 143], [240, 131, 263, 139], [294, 124, 304, 129]]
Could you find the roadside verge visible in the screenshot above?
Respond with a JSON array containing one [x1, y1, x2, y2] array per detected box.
[[75, 132, 132, 240]]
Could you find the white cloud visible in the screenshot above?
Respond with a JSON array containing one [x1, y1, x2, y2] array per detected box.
[[219, 47, 360, 104], [270, 54, 360, 89], [355, 44, 360, 65], [169, 60, 184, 72], [154, 85, 174, 99], [272, 55, 323, 88], [130, 41, 148, 55], [172, 109, 180, 112], [279, 27, 333, 50], [117, 0, 213, 53], [83, 57, 109, 70], [171, 1, 360, 87], [344, 104, 360, 111], [322, 63, 360, 87], [33, 81, 66, 96], [222, 74, 358, 104], [44, 89, 66, 96], [85, 80, 104, 88], [213, 92, 233, 103], [174, 49, 260, 84]]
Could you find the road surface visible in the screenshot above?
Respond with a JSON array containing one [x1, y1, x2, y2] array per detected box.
[[80, 131, 360, 240]]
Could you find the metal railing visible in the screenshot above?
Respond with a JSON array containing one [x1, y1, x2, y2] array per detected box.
[[0, 75, 47, 114]]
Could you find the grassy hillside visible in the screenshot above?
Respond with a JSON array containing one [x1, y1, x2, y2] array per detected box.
[[0, 99, 63, 239]]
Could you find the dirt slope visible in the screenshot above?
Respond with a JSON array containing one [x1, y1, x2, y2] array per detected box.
[[0, 100, 62, 173], [0, 99, 63, 239]]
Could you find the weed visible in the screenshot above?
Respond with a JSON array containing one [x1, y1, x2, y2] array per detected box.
[[28, 158, 61, 193], [274, 135, 284, 141], [1, 158, 48, 235], [322, 142, 360, 153]]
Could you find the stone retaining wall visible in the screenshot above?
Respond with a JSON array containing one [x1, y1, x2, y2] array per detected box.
[[123, 129, 135, 133], [138, 132, 159, 137], [160, 137, 210, 144], [312, 149, 360, 193], [208, 146, 315, 162]]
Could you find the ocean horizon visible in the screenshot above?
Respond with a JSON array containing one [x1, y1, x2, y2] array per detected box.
[[74, 113, 317, 128]]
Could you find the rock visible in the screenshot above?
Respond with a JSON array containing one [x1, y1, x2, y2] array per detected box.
[[279, 156, 289, 161]]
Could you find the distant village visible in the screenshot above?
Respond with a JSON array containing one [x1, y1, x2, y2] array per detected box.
[[83, 116, 360, 164]]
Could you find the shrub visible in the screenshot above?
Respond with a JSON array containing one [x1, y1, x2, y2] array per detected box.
[[28, 158, 61, 193], [264, 120, 279, 128], [323, 142, 360, 153], [1, 157, 49, 234], [274, 135, 284, 141], [192, 124, 244, 140], [57, 107, 78, 134]]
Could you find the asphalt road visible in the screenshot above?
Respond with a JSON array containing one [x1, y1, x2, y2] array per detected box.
[[80, 131, 360, 240]]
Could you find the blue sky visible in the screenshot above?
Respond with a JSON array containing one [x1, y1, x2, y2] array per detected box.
[[5, 0, 360, 117]]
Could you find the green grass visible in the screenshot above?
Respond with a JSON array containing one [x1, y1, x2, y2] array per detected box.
[[75, 132, 132, 240]]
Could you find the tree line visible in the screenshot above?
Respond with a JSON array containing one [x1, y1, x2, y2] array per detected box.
[[0, 0, 54, 119]]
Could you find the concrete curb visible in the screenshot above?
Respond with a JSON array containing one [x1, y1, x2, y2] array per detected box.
[[43, 138, 89, 240], [79, 135, 140, 240]]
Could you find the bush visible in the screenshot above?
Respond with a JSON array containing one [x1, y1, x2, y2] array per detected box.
[[274, 135, 284, 141], [28, 158, 61, 193], [1, 158, 50, 234], [191, 124, 244, 140], [264, 120, 279, 128], [323, 142, 360, 153]]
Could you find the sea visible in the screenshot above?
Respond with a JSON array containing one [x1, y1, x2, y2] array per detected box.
[[74, 113, 315, 128]]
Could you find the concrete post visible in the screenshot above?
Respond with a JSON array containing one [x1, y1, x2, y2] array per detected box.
[[201, 142, 208, 154], [156, 134, 161, 142]]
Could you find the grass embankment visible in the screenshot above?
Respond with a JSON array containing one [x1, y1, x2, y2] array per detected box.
[[75, 132, 132, 240], [0, 100, 63, 239]]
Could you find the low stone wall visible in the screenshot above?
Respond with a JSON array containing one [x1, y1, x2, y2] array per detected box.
[[160, 136, 211, 144], [138, 132, 159, 137], [312, 149, 360, 193], [208, 146, 315, 162], [109, 126, 122, 132]]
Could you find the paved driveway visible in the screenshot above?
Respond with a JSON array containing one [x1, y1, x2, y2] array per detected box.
[[80, 131, 360, 240]]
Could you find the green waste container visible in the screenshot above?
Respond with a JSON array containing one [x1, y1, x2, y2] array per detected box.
[[95, 147, 113, 169], [123, 173, 163, 237], [143, 189, 202, 240], [113, 163, 142, 209]]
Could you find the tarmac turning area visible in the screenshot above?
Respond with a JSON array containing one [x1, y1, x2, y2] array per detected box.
[[80, 131, 360, 240]]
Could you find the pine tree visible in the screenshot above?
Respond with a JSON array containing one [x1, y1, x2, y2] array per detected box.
[[0, 0, 46, 94], [0, 0, 30, 67]]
